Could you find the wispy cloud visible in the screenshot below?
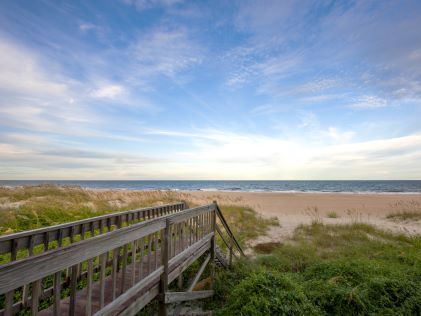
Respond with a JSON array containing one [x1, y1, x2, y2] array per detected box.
[[122, 0, 184, 11], [131, 28, 202, 78], [348, 96, 388, 109]]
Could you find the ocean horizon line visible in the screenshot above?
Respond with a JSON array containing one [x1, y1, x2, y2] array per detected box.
[[1, 180, 421, 194]]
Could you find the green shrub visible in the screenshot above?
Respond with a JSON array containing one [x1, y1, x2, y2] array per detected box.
[[215, 271, 321, 316], [213, 223, 421, 315]]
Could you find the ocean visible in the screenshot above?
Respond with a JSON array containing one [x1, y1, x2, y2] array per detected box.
[[1, 180, 421, 194]]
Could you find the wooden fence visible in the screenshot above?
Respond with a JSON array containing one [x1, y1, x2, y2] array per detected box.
[[0, 202, 244, 316]]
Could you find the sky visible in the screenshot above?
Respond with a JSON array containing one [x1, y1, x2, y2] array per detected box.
[[0, 0, 421, 180]]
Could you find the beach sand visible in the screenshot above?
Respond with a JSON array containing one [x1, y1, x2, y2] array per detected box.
[[179, 191, 421, 245]]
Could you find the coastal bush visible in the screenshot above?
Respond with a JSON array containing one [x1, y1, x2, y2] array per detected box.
[[214, 271, 320, 316], [213, 223, 421, 315]]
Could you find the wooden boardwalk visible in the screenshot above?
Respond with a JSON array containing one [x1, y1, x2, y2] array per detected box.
[[0, 202, 244, 316]]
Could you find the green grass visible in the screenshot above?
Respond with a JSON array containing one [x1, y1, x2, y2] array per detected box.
[[211, 223, 421, 315], [326, 211, 339, 219], [217, 205, 279, 248]]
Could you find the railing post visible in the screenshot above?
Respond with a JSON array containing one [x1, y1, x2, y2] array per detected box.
[[159, 218, 170, 316], [211, 202, 217, 286]]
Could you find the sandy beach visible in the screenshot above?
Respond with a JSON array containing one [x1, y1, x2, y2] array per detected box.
[[179, 191, 421, 243]]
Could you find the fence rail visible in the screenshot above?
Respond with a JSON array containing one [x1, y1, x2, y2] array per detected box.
[[0, 202, 186, 262], [0, 201, 244, 316]]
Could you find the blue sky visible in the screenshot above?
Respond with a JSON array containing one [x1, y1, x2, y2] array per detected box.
[[0, 0, 420, 180]]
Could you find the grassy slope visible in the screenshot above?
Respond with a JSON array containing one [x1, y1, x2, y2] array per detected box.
[[212, 223, 421, 315]]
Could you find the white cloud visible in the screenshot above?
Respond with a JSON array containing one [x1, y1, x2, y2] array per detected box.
[[90, 84, 125, 98], [132, 29, 202, 77], [0, 37, 67, 96], [123, 0, 183, 10], [79, 23, 96, 31], [326, 127, 355, 142], [349, 96, 388, 109]]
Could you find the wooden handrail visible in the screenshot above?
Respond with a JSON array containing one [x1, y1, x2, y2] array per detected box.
[[0, 202, 187, 261], [0, 201, 244, 316], [213, 202, 245, 257]]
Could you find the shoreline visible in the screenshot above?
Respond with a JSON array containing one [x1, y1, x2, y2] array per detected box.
[[5, 185, 421, 195]]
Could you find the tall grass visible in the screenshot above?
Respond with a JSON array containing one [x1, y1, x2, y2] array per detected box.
[[212, 223, 421, 315], [386, 200, 421, 221], [0, 185, 186, 234]]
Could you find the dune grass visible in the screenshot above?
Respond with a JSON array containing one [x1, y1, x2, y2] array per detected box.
[[0, 185, 186, 235], [211, 223, 421, 315], [216, 205, 279, 248], [386, 200, 421, 222], [326, 211, 339, 219]]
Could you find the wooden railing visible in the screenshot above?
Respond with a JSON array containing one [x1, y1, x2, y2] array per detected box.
[[214, 203, 245, 266], [0, 202, 186, 263], [0, 202, 244, 316]]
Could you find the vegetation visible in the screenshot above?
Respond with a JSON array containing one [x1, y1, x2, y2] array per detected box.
[[217, 205, 279, 248], [326, 211, 339, 219], [212, 223, 421, 315], [386, 200, 421, 222], [0, 185, 186, 235], [2, 186, 421, 315], [0, 185, 278, 238]]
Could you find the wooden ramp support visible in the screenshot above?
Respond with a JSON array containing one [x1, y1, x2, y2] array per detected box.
[[0, 201, 245, 316]]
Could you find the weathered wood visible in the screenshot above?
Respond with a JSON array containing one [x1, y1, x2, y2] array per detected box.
[[10, 240, 17, 262], [168, 205, 212, 224], [4, 290, 13, 316], [119, 284, 159, 316], [164, 290, 214, 304], [173, 253, 211, 316], [93, 266, 163, 316], [121, 244, 128, 293], [188, 254, 211, 292], [0, 202, 230, 316], [0, 203, 185, 256], [131, 240, 137, 287], [0, 218, 166, 294], [168, 234, 213, 283], [53, 271, 61, 316], [147, 234, 152, 275], [99, 253, 107, 309], [32, 279, 41, 316], [112, 248, 118, 299], [154, 232, 159, 270], [69, 265, 78, 316], [139, 238, 144, 279], [210, 207, 216, 287], [215, 203, 245, 257], [158, 219, 169, 316], [86, 258, 93, 316]]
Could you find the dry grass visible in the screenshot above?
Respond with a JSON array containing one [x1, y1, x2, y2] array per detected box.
[[0, 185, 188, 234], [304, 206, 323, 224], [0, 186, 277, 252], [386, 200, 421, 222], [253, 242, 282, 254]]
